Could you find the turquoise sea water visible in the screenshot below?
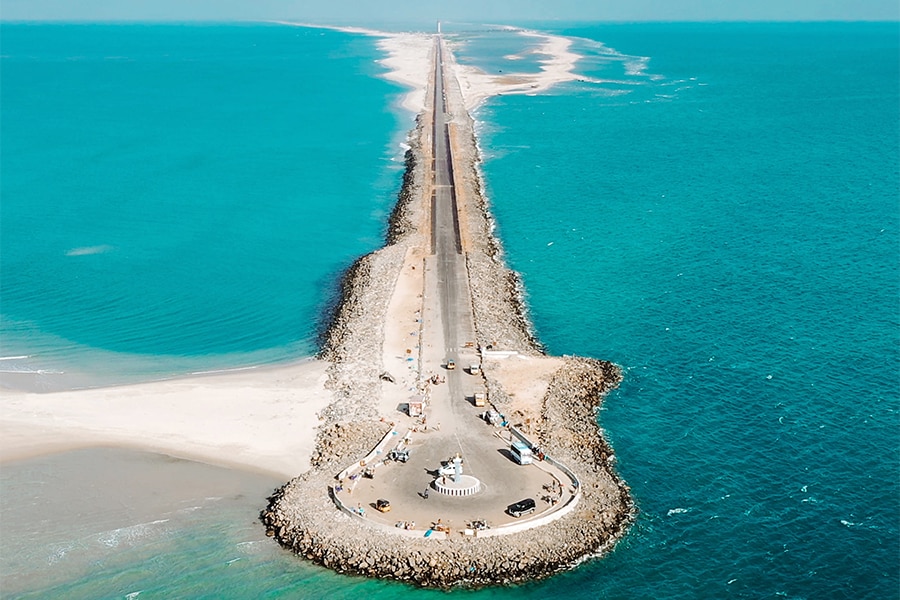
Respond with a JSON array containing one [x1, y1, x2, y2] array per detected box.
[[1, 22, 898, 599], [476, 22, 900, 599], [1, 23, 409, 386]]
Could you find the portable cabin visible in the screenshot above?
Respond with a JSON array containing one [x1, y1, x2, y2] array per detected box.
[[408, 400, 424, 417]]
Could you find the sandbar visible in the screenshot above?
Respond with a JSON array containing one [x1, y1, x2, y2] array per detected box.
[[0, 359, 331, 479]]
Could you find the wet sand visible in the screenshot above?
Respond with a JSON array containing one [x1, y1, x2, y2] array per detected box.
[[0, 447, 283, 595]]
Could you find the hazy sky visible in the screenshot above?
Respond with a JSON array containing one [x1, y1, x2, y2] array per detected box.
[[2, 0, 898, 23]]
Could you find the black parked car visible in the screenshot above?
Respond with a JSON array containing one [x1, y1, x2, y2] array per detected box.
[[507, 498, 536, 518]]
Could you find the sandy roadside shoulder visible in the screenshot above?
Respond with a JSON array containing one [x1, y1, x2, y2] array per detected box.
[[0, 359, 332, 479]]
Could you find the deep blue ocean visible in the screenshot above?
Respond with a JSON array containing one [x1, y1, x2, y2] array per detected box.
[[1, 21, 898, 599]]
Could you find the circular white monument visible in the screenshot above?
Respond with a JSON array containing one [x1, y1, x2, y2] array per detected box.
[[434, 474, 482, 497], [433, 454, 482, 497]]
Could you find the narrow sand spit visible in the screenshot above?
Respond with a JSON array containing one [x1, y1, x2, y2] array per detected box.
[[0, 360, 332, 479], [451, 30, 583, 111]]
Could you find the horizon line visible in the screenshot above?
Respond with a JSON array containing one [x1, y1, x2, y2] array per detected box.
[[2, 17, 899, 24]]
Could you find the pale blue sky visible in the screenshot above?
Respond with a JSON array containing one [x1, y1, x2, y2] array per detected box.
[[1, 0, 897, 22]]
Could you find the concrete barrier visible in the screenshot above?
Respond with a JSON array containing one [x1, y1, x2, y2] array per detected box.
[[507, 427, 581, 491], [337, 427, 409, 481], [482, 350, 520, 359], [544, 454, 581, 490], [475, 491, 581, 537]]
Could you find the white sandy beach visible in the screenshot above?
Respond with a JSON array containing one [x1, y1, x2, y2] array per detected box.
[[0, 22, 583, 481], [376, 33, 433, 113], [0, 360, 332, 479], [449, 30, 583, 111]]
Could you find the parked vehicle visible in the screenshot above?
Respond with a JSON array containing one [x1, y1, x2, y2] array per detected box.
[[482, 410, 503, 426], [473, 391, 486, 407], [510, 441, 533, 465], [469, 364, 481, 375], [388, 448, 410, 463], [507, 498, 536, 518]]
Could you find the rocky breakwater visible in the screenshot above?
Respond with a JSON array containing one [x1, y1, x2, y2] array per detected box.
[[261, 356, 633, 588], [536, 357, 633, 535], [262, 40, 633, 588]]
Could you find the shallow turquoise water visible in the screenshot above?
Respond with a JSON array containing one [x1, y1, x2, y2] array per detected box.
[[1, 22, 898, 599], [0, 23, 409, 384], [449, 27, 546, 75]]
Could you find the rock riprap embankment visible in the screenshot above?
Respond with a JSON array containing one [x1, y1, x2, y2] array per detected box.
[[318, 245, 407, 424], [262, 358, 632, 588]]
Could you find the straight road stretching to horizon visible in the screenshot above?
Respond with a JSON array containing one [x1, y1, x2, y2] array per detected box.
[[338, 37, 573, 530]]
